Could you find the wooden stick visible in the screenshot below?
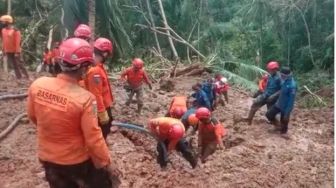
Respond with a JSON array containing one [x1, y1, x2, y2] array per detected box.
[[303, 85, 326, 105], [0, 93, 28, 100], [0, 113, 27, 141]]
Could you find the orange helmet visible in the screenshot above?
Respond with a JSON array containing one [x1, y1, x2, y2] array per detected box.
[[132, 58, 144, 69], [187, 114, 199, 127], [74, 24, 91, 39], [168, 124, 184, 140], [171, 107, 186, 119], [195, 107, 211, 120], [0, 15, 13, 23], [266, 61, 279, 71]]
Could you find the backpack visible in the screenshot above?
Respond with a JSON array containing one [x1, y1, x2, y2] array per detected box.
[[201, 81, 215, 102]]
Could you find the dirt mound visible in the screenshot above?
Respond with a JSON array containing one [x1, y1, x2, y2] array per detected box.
[[0, 73, 334, 188]]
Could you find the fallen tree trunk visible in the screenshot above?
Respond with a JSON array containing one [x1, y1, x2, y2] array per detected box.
[[175, 64, 201, 77], [0, 93, 28, 100], [0, 113, 27, 141]]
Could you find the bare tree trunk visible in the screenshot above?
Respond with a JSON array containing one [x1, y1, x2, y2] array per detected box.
[[157, 0, 179, 60], [2, 0, 11, 73], [146, 0, 162, 55], [7, 0, 11, 15], [88, 0, 95, 38]]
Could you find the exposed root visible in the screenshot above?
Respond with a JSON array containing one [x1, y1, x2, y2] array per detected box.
[[0, 113, 28, 141]]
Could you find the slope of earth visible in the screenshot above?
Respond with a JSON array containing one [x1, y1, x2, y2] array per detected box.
[[0, 73, 334, 188]]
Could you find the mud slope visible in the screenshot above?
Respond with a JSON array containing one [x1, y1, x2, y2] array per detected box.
[[0, 74, 333, 188]]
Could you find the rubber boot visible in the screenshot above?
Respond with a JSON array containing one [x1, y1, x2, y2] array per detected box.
[[246, 108, 257, 125]]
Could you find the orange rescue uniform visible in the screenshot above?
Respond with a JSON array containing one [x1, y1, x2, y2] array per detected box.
[[198, 118, 226, 145], [121, 67, 150, 88], [258, 77, 268, 92], [149, 117, 185, 151], [84, 62, 114, 112], [1, 27, 21, 53], [168, 96, 187, 116], [27, 74, 111, 168]]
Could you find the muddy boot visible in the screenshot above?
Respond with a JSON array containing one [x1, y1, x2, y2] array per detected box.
[[246, 108, 257, 125]]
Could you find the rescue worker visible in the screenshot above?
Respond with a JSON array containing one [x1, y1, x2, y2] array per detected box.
[[196, 107, 226, 163], [121, 58, 152, 114], [84, 38, 114, 139], [148, 117, 197, 168], [191, 83, 212, 111], [253, 74, 269, 98], [74, 24, 92, 42], [234, 61, 282, 125], [42, 47, 52, 72], [214, 77, 229, 107], [266, 67, 297, 135], [166, 95, 188, 119], [27, 38, 121, 188], [0, 15, 29, 79], [50, 41, 61, 76]]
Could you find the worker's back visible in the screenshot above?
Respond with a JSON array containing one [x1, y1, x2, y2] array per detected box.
[[27, 74, 100, 165]]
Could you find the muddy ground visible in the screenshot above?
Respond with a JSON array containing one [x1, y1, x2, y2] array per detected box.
[[0, 72, 334, 188]]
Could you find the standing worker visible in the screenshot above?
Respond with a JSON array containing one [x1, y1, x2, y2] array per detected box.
[[191, 83, 212, 111], [121, 58, 152, 114], [0, 15, 29, 79], [234, 61, 282, 125], [74, 24, 92, 42], [27, 38, 121, 188], [148, 117, 197, 168], [196, 107, 226, 163], [84, 38, 114, 139], [266, 67, 297, 135]]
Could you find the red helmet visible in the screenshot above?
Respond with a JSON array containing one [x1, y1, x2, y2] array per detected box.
[[168, 124, 184, 140], [94, 38, 113, 54], [74, 24, 91, 39], [267, 61, 279, 71], [195, 107, 211, 120], [171, 107, 186, 119], [132, 58, 144, 69], [58, 38, 94, 70], [188, 114, 199, 127]]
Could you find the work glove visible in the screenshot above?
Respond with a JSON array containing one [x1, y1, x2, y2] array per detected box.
[[98, 111, 110, 125], [148, 84, 153, 90]]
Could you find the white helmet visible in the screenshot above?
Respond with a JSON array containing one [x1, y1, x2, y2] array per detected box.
[[220, 77, 228, 84]]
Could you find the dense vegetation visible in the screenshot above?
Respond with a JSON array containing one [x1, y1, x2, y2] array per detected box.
[[1, 0, 334, 106]]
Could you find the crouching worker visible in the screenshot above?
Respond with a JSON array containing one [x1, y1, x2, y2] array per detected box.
[[266, 67, 297, 135], [27, 38, 121, 188], [166, 95, 188, 119], [195, 107, 226, 163], [214, 77, 230, 107], [148, 117, 197, 169]]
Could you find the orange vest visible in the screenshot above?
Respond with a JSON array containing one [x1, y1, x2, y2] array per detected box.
[[198, 118, 226, 145], [169, 96, 187, 116], [121, 67, 150, 89], [1, 27, 21, 53], [27, 74, 111, 168], [149, 117, 185, 151], [84, 62, 114, 112]]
